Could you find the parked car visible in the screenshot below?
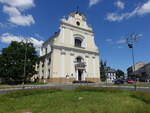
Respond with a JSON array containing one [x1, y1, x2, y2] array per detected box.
[[114, 79, 124, 84], [127, 80, 135, 84]]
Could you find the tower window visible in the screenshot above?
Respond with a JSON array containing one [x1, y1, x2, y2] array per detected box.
[[75, 38, 82, 47]]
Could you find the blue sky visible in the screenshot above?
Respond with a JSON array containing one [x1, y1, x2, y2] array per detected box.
[[0, 0, 150, 72]]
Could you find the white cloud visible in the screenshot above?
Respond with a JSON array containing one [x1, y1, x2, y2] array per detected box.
[[9, 14, 35, 26], [118, 46, 124, 49], [0, 33, 44, 49], [0, 22, 16, 28], [116, 39, 126, 44], [106, 0, 150, 22], [137, 0, 150, 15], [106, 38, 113, 42], [106, 13, 126, 22], [115, 0, 125, 9], [3, 6, 21, 16], [89, 0, 100, 7], [0, 0, 35, 26], [0, 0, 35, 10]]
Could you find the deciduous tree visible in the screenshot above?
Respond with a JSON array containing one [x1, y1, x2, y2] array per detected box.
[[0, 41, 38, 84]]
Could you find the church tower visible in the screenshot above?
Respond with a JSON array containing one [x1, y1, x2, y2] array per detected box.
[[36, 12, 100, 83]]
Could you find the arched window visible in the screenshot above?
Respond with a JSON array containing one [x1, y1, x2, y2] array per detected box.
[[76, 56, 83, 63], [75, 38, 82, 47]]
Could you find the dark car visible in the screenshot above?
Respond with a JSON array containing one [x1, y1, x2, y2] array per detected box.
[[114, 79, 124, 84]]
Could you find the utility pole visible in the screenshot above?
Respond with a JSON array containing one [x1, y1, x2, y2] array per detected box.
[[126, 33, 141, 91], [22, 38, 31, 88]]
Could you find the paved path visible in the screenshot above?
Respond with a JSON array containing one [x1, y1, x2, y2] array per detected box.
[[0, 84, 150, 94]]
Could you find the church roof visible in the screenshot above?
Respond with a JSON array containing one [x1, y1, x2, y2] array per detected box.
[[42, 31, 60, 47]]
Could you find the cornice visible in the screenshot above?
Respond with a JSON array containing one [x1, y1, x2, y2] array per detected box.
[[52, 45, 99, 55]]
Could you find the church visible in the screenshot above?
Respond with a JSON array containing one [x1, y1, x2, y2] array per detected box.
[[36, 11, 100, 83]]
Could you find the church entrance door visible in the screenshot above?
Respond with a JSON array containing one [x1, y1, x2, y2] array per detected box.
[[78, 69, 83, 81]]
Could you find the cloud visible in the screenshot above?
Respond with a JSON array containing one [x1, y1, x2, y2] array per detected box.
[[106, 13, 126, 22], [89, 0, 100, 7], [0, 0, 35, 26], [105, 38, 126, 49], [9, 14, 35, 26], [3, 6, 21, 16], [106, 0, 150, 22], [115, 0, 125, 10], [3, 6, 35, 26], [118, 46, 124, 49], [0, 0, 35, 10], [0, 22, 16, 28], [137, 0, 150, 15], [0, 33, 44, 49], [106, 38, 113, 42], [116, 39, 126, 44]]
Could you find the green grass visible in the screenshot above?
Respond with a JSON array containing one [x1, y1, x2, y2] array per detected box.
[[0, 82, 47, 89], [24, 82, 48, 85], [0, 85, 21, 89], [105, 82, 150, 87], [0, 87, 150, 113]]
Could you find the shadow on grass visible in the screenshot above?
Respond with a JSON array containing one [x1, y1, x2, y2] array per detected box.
[[130, 91, 150, 104], [75, 86, 122, 93], [2, 88, 62, 98]]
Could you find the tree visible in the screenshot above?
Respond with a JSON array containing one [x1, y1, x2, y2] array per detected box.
[[116, 69, 125, 79], [0, 41, 38, 84], [100, 60, 106, 81]]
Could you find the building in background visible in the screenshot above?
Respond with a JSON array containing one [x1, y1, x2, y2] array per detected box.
[[127, 62, 150, 82], [35, 11, 100, 83], [127, 62, 146, 76], [105, 67, 116, 83]]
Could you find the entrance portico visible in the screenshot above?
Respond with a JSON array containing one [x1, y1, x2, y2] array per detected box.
[[75, 60, 86, 81]]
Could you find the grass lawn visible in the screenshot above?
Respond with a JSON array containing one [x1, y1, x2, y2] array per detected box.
[[104, 82, 150, 88], [0, 87, 150, 113], [0, 82, 47, 89]]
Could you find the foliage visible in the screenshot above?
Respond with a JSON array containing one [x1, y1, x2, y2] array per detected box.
[[100, 60, 106, 81], [116, 69, 125, 78], [0, 41, 38, 84]]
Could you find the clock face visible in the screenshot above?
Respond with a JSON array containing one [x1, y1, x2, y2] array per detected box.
[[76, 21, 80, 26]]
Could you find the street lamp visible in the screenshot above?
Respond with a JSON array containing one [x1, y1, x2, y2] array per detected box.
[[22, 38, 31, 88], [126, 33, 141, 91]]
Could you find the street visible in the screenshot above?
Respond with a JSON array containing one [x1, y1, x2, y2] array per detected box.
[[0, 83, 150, 94]]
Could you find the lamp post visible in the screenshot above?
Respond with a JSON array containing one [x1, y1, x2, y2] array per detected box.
[[22, 38, 31, 88], [126, 33, 141, 91]]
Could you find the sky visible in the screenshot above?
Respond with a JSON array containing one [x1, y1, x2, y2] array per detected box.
[[0, 0, 150, 72]]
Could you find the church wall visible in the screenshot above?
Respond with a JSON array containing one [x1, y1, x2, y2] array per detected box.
[[51, 49, 62, 78], [95, 56, 100, 78]]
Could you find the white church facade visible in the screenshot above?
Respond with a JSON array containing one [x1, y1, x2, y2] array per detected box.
[[36, 12, 100, 83]]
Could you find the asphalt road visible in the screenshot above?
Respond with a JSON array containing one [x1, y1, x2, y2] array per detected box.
[[0, 84, 150, 94]]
